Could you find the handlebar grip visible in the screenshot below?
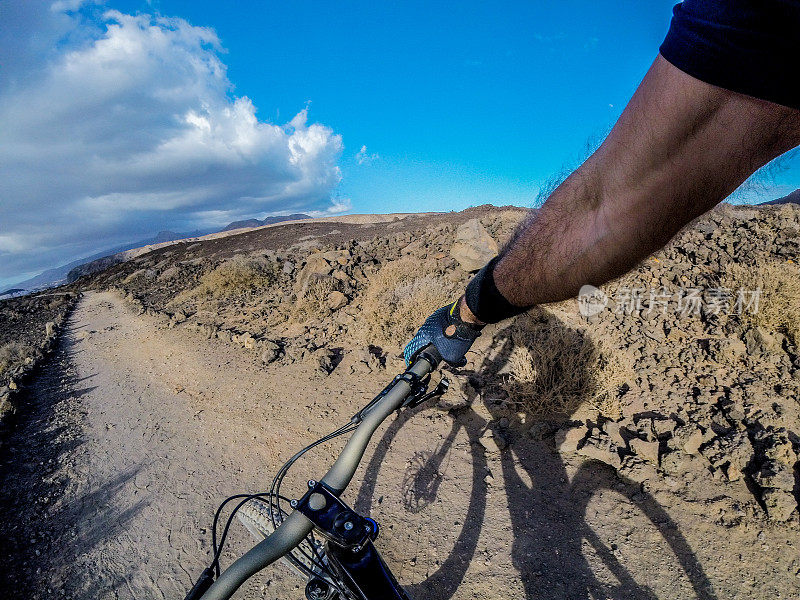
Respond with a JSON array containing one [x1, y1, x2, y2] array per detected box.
[[417, 344, 442, 369]]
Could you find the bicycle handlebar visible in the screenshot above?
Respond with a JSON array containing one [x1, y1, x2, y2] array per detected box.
[[200, 346, 442, 600]]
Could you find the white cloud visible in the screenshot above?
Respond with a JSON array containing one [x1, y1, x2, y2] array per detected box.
[[307, 196, 352, 217], [355, 145, 379, 165], [0, 4, 344, 284]]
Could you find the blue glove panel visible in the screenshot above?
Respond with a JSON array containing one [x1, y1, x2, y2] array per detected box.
[[404, 301, 482, 367]]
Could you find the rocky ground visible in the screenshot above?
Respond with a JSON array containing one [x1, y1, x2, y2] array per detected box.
[[0, 292, 79, 443], [0, 203, 799, 598]]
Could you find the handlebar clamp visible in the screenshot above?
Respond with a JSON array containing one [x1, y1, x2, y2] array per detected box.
[[294, 480, 378, 553]]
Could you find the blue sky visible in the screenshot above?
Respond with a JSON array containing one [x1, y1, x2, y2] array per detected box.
[[1, 1, 798, 288], [117, 0, 798, 212]]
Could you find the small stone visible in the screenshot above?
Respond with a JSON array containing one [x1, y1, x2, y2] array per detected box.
[[578, 431, 622, 468], [309, 349, 336, 375], [326, 291, 348, 311], [683, 429, 705, 456], [480, 428, 508, 452], [763, 430, 798, 466], [555, 424, 588, 454], [743, 326, 783, 356], [45, 321, 57, 337], [753, 460, 795, 491], [762, 488, 797, 522], [617, 455, 657, 483], [653, 418, 675, 439], [526, 421, 557, 440], [630, 438, 660, 465], [239, 332, 256, 350], [282, 261, 295, 274], [603, 421, 627, 448], [660, 450, 692, 475], [435, 392, 471, 412], [261, 341, 280, 364]]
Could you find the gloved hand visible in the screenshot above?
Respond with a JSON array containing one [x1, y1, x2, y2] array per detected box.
[[403, 299, 483, 367]]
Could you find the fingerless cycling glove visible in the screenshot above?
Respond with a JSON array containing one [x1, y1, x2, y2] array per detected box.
[[403, 300, 483, 367]]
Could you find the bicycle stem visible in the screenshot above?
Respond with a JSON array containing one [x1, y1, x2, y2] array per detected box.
[[200, 350, 440, 600]]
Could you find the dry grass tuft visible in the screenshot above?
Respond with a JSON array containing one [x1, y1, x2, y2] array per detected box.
[[290, 275, 343, 322], [359, 258, 460, 348], [0, 343, 33, 376], [721, 260, 800, 344], [501, 311, 630, 419], [174, 256, 279, 304], [123, 269, 146, 284]]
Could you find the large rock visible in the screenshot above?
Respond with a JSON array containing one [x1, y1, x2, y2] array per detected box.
[[450, 219, 498, 272]]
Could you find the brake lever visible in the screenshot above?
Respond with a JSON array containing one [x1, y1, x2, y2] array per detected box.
[[400, 376, 449, 410]]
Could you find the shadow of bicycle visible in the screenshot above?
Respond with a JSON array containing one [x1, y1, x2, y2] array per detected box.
[[356, 308, 717, 600]]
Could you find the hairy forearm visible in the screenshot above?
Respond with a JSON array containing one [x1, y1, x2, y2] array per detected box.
[[492, 169, 677, 306], [493, 156, 713, 307], [464, 56, 800, 319]]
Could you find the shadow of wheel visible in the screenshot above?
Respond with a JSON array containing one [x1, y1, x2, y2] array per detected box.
[[354, 404, 489, 600], [566, 460, 718, 600]]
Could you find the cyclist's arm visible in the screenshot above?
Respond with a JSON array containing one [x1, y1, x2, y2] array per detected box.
[[460, 55, 800, 324]]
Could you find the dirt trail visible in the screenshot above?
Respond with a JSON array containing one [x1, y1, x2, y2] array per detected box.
[[1, 291, 797, 599], [0, 291, 322, 599]]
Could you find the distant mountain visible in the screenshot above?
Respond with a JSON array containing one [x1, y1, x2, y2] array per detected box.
[[152, 230, 185, 243], [11, 229, 212, 293], [761, 189, 800, 205], [222, 213, 311, 231], [0, 288, 25, 298], [9, 213, 314, 294]]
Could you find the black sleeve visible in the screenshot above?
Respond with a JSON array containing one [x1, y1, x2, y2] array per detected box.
[[659, 0, 800, 110]]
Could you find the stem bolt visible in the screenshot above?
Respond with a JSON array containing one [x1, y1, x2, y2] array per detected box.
[[307, 479, 317, 488], [344, 521, 354, 531], [290, 499, 298, 508]]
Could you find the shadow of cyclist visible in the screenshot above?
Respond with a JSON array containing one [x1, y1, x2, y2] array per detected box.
[[463, 309, 716, 600], [358, 307, 716, 599]]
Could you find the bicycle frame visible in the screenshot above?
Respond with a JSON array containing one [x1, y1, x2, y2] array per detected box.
[[197, 349, 441, 600], [326, 539, 411, 599]]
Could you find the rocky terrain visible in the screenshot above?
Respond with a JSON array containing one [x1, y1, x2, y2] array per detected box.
[[0, 292, 78, 444], [75, 203, 800, 528], [1, 202, 799, 598]]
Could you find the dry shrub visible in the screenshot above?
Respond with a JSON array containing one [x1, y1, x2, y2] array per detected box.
[[290, 275, 343, 322], [0, 342, 33, 375], [502, 311, 630, 419], [721, 260, 800, 344], [359, 258, 459, 348], [174, 256, 278, 304], [123, 269, 146, 284]]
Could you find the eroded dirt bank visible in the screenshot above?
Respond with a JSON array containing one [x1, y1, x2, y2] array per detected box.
[[0, 291, 798, 599]]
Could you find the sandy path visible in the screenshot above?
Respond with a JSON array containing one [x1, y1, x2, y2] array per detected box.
[[0, 291, 334, 599], [1, 291, 797, 599]]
